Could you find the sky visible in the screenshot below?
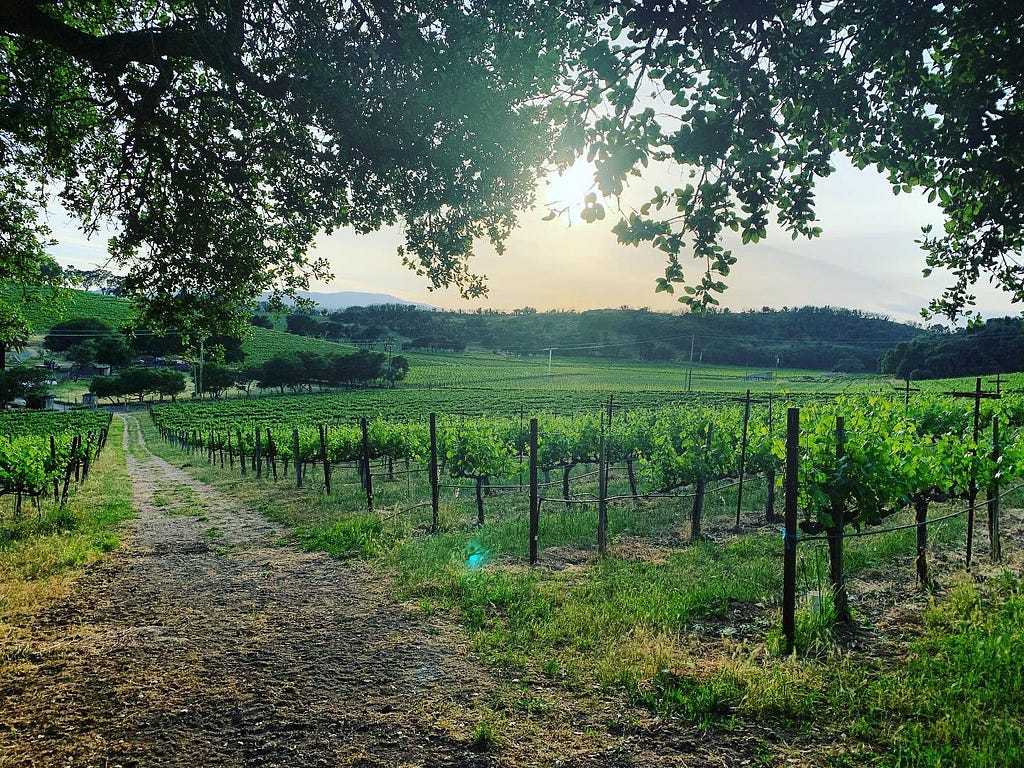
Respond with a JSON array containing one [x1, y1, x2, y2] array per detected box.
[[47, 155, 1021, 327]]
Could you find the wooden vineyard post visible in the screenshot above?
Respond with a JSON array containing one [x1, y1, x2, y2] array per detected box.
[[944, 378, 999, 570], [475, 476, 485, 526], [50, 435, 59, 503], [237, 429, 246, 476], [361, 417, 374, 513], [529, 418, 539, 565], [915, 497, 930, 587], [60, 435, 80, 506], [967, 378, 981, 570], [691, 423, 713, 540], [989, 416, 1001, 562], [429, 413, 439, 531], [604, 395, 615, 498], [782, 407, 799, 654], [765, 394, 776, 523], [81, 433, 93, 480], [266, 429, 277, 481], [292, 429, 301, 488], [597, 414, 608, 556], [319, 425, 331, 494], [733, 390, 752, 526], [255, 427, 263, 479], [829, 416, 849, 622]]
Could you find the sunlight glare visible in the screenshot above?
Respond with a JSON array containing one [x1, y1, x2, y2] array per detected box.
[[544, 160, 601, 210]]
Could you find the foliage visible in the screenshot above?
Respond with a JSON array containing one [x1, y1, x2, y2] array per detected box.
[[0, 410, 111, 505], [0, 366, 51, 408], [881, 317, 1024, 380], [0, 302, 31, 373], [247, 349, 391, 393], [576, 1, 1024, 319], [332, 303, 921, 370], [8, 4, 1020, 324], [90, 367, 186, 403], [44, 318, 114, 353], [1, 0, 591, 333]]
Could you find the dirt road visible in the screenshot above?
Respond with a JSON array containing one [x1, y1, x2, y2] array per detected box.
[[0, 415, 505, 767]]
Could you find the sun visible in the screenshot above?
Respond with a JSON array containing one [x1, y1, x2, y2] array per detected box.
[[543, 160, 601, 212]]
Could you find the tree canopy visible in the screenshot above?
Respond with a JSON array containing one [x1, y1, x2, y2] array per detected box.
[[2, 0, 590, 332], [2, 1, 1021, 324], [578, 0, 1023, 318]]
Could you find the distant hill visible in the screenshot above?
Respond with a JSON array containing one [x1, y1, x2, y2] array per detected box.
[[3, 286, 357, 366], [6, 285, 932, 374], [260, 290, 435, 311]]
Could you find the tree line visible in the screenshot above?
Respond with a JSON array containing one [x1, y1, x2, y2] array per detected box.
[[276, 304, 923, 372], [86, 350, 410, 405], [880, 317, 1024, 380]]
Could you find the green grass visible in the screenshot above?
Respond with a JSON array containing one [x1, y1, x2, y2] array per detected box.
[[868, 575, 1024, 766], [400, 348, 889, 395]]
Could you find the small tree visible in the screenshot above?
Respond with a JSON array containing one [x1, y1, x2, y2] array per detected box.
[[199, 364, 237, 398], [0, 305, 31, 373], [384, 356, 410, 388], [44, 318, 112, 352], [0, 366, 49, 407], [154, 369, 187, 401]]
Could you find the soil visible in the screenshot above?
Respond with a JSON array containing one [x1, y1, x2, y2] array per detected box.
[[2, 414, 1020, 767]]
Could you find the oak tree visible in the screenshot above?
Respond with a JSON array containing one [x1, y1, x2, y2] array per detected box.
[[574, 0, 1023, 318], [1, 0, 590, 332]]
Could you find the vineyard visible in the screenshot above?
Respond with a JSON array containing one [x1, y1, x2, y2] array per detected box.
[[149, 381, 1024, 640], [0, 410, 112, 526]]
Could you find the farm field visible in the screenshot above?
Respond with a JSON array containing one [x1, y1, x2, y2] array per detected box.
[[399, 349, 886, 395]]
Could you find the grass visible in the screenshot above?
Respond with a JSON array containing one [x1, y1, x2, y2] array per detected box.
[[0, 418, 135, 667]]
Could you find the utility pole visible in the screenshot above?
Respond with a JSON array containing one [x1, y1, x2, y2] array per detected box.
[[196, 337, 205, 398], [545, 347, 554, 375], [687, 334, 695, 392]]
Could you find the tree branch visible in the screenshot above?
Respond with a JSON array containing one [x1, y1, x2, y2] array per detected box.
[[0, 1, 291, 99]]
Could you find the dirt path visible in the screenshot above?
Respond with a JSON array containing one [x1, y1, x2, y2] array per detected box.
[[0, 415, 505, 767]]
